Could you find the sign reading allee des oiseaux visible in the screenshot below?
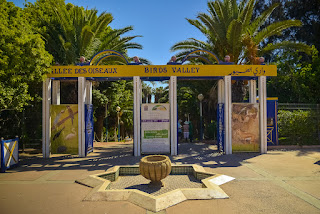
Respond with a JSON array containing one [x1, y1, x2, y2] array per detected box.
[[48, 64, 277, 78]]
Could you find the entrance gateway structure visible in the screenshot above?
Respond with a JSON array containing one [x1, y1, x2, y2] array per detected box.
[[42, 50, 277, 158]]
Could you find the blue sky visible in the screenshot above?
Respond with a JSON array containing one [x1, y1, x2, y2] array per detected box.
[[12, 0, 208, 65]]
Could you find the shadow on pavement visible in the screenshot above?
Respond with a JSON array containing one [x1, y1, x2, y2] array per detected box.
[[175, 142, 260, 168], [9, 142, 265, 173]]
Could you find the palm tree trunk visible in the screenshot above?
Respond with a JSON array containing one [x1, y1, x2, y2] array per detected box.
[[232, 80, 248, 102]]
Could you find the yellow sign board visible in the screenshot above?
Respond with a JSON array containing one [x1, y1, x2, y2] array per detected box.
[[48, 64, 277, 78]]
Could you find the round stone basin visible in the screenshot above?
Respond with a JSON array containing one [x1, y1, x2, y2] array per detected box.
[[139, 155, 172, 185]]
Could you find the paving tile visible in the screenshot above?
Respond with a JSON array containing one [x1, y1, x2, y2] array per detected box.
[[2, 142, 319, 214], [249, 152, 320, 177], [48, 169, 106, 181], [0, 170, 49, 181], [285, 180, 320, 199], [205, 166, 263, 179], [0, 183, 145, 214]]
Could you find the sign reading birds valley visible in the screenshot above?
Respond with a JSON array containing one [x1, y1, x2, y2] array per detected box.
[[49, 65, 277, 78], [141, 104, 170, 154]]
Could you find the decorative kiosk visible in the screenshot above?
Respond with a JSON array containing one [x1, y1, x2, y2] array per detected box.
[[42, 49, 277, 157]]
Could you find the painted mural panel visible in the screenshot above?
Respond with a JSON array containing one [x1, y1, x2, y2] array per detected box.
[[51, 105, 78, 154], [232, 103, 259, 152]]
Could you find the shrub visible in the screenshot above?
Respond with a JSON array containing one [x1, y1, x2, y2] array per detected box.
[[278, 110, 319, 145]]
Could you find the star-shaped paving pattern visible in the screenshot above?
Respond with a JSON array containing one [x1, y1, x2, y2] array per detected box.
[[76, 164, 234, 212]]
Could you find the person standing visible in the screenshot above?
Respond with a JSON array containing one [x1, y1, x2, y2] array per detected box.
[[183, 121, 189, 142]]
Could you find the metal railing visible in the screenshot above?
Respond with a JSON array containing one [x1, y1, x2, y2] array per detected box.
[[278, 103, 319, 111]]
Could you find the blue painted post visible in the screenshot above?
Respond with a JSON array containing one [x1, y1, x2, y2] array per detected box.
[[105, 117, 108, 142], [116, 106, 121, 142], [200, 101, 203, 141], [105, 103, 108, 142], [1, 137, 4, 173], [118, 114, 120, 142]]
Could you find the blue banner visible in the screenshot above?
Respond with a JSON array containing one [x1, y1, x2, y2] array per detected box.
[[217, 103, 224, 152], [85, 104, 94, 155]]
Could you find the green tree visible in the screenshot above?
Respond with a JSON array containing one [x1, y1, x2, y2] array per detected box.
[[171, 0, 312, 104], [255, 0, 320, 55], [93, 81, 134, 142], [25, 0, 113, 65], [0, 0, 53, 112], [177, 80, 218, 140], [171, 0, 311, 64], [90, 27, 148, 141], [154, 86, 167, 103], [26, 0, 150, 65], [26, 0, 148, 142], [278, 110, 318, 145], [267, 46, 320, 103], [142, 83, 153, 103]]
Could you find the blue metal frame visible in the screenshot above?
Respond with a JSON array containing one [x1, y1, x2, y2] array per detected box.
[[181, 49, 221, 64], [140, 77, 170, 81], [0, 140, 4, 172], [231, 76, 258, 80], [177, 76, 222, 80], [266, 99, 278, 146], [89, 49, 129, 65], [86, 77, 133, 81], [182, 55, 212, 64], [96, 53, 128, 65], [256, 98, 279, 146]]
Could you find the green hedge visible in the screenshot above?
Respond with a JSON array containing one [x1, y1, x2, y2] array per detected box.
[[278, 110, 319, 145]]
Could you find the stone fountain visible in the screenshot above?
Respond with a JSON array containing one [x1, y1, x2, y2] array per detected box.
[[75, 156, 235, 212], [139, 155, 172, 186]]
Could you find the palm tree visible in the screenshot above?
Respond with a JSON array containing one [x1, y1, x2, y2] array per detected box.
[[154, 87, 166, 103], [171, 0, 311, 64], [34, 1, 149, 141], [36, 3, 113, 65], [90, 26, 151, 65], [142, 84, 153, 103], [171, 0, 312, 104]]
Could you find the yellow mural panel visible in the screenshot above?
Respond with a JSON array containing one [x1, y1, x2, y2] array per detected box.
[[51, 105, 78, 154]]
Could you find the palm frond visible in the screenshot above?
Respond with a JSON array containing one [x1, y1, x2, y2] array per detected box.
[[254, 20, 302, 44], [227, 19, 243, 61], [260, 41, 312, 55], [239, 0, 255, 29], [171, 39, 206, 52], [248, 3, 279, 35], [137, 58, 152, 65], [187, 18, 210, 36]]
